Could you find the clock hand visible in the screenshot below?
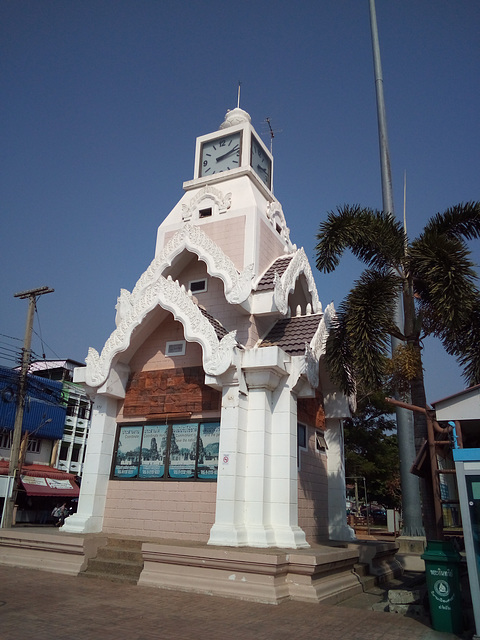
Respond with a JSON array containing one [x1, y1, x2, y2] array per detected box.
[[216, 145, 240, 162], [257, 164, 268, 174]]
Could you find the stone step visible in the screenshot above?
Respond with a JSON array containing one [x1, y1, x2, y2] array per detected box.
[[353, 563, 369, 577], [104, 538, 143, 551], [96, 547, 143, 563], [79, 570, 140, 585], [81, 537, 144, 584], [86, 557, 143, 578]]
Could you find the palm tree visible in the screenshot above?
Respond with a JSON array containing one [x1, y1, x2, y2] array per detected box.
[[315, 202, 480, 539]]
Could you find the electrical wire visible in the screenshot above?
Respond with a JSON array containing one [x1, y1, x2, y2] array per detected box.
[[34, 301, 47, 360], [0, 332, 22, 343], [32, 330, 62, 361]]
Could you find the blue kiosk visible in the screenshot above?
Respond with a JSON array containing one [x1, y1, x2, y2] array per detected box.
[[433, 385, 480, 639]]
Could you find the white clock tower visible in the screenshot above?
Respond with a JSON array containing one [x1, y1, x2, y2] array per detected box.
[[67, 107, 351, 553]]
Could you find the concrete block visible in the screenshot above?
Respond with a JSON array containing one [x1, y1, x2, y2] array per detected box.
[[388, 588, 422, 604]]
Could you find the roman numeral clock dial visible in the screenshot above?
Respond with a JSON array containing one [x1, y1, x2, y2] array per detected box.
[[200, 132, 242, 177]]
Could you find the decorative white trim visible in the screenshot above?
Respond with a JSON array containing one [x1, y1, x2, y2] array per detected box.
[[86, 275, 237, 388], [273, 271, 288, 315], [181, 185, 232, 221], [273, 248, 321, 316], [265, 201, 295, 252], [304, 343, 319, 389], [219, 107, 251, 129], [130, 223, 254, 307], [309, 302, 335, 360]]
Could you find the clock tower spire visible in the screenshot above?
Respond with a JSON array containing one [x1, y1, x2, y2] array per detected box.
[[155, 107, 291, 293]]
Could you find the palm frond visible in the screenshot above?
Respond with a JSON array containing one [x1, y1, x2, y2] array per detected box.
[[441, 304, 480, 386], [325, 268, 402, 395], [421, 201, 480, 241], [325, 313, 356, 396], [316, 205, 406, 273], [409, 233, 479, 333]]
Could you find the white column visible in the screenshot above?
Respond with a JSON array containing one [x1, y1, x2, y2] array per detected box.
[[208, 379, 249, 546], [242, 377, 276, 547], [209, 347, 309, 549], [269, 382, 309, 548], [62, 393, 119, 533], [325, 418, 352, 541]]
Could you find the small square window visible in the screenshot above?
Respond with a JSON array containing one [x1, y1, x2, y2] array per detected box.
[[189, 279, 207, 294], [298, 424, 306, 449], [166, 340, 186, 356], [297, 423, 307, 468], [316, 430, 327, 454], [199, 207, 212, 218]]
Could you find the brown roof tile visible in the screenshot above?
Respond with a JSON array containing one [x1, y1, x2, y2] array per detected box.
[[259, 314, 322, 355], [256, 256, 293, 291], [199, 307, 229, 341]]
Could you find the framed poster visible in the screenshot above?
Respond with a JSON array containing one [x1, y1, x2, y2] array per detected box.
[[139, 424, 167, 478], [113, 426, 142, 478], [197, 422, 220, 480], [168, 423, 197, 479]]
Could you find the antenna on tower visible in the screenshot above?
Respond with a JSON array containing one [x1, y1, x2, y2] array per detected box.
[[264, 117, 282, 154], [237, 82, 242, 109]]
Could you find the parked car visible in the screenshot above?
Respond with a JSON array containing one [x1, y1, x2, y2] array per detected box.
[[360, 504, 387, 525]]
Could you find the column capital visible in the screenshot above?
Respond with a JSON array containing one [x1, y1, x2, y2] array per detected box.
[[242, 346, 288, 391]]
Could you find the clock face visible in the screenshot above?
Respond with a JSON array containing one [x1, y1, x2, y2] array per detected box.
[[200, 132, 242, 177], [251, 136, 272, 188]]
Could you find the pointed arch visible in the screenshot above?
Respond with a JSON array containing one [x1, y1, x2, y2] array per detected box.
[[134, 223, 254, 305], [85, 275, 237, 388], [273, 248, 321, 315]]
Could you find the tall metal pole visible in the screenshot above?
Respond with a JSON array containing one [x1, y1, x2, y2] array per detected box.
[[368, 0, 424, 536], [1, 286, 54, 528]]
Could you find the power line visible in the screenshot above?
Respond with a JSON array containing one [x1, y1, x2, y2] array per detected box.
[[0, 333, 22, 343], [32, 330, 63, 361]]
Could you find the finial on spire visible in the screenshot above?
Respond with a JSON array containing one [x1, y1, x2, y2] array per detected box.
[[219, 107, 251, 130], [237, 81, 242, 109]]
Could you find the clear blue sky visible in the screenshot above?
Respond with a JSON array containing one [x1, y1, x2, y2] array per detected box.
[[1, 1, 479, 403]]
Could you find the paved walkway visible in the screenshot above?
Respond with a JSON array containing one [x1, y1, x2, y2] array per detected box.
[[1, 565, 466, 640]]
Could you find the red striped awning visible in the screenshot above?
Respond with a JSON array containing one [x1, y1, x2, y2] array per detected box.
[[0, 460, 79, 496], [20, 475, 79, 497]]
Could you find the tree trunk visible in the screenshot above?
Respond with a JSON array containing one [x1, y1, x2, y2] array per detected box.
[[410, 350, 438, 540]]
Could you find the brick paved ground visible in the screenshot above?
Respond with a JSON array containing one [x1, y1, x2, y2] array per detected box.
[[0, 565, 466, 640]]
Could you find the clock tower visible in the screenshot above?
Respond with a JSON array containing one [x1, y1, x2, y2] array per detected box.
[[68, 107, 351, 556], [154, 108, 300, 313], [194, 107, 273, 191]]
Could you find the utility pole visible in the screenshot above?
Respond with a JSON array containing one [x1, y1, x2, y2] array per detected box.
[[1, 286, 54, 528], [368, 0, 424, 536]]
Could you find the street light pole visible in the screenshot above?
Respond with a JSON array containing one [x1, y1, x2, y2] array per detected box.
[[368, 0, 424, 537], [1, 286, 54, 528]]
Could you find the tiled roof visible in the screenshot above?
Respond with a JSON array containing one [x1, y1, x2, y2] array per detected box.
[[199, 307, 229, 341], [0, 460, 77, 479], [259, 314, 323, 355], [256, 256, 293, 291]]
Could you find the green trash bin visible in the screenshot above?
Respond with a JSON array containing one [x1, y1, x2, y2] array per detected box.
[[422, 540, 463, 634]]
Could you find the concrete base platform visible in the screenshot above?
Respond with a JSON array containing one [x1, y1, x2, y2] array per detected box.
[[0, 527, 402, 605], [0, 527, 101, 576], [140, 541, 371, 604]]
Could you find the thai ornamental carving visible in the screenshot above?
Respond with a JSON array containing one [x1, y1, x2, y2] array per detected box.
[[181, 185, 232, 221], [126, 223, 253, 307], [310, 302, 335, 360], [265, 200, 295, 252], [273, 248, 321, 316], [86, 275, 237, 388], [304, 343, 319, 388]]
